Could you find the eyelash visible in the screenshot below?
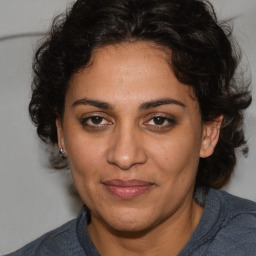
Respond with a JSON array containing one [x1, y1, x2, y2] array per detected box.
[[81, 115, 112, 129], [80, 114, 177, 131], [144, 116, 177, 129]]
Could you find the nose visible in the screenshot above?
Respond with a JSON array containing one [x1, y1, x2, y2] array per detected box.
[[106, 125, 147, 170]]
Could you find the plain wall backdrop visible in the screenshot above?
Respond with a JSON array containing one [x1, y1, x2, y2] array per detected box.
[[0, 0, 255, 254]]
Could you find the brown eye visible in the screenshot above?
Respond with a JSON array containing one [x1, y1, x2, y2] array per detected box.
[[145, 115, 177, 130], [152, 116, 166, 125], [90, 116, 103, 125], [81, 115, 112, 129]]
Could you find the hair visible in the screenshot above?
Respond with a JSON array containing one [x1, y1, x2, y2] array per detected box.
[[29, 0, 251, 189]]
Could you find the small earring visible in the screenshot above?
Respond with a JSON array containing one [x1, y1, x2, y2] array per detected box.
[[59, 148, 65, 157]]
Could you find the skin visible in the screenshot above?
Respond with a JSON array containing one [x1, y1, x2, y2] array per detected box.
[[56, 42, 222, 256]]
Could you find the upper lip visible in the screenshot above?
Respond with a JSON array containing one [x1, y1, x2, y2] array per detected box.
[[102, 179, 153, 186]]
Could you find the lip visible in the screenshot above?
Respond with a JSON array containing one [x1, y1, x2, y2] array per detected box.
[[102, 179, 154, 199]]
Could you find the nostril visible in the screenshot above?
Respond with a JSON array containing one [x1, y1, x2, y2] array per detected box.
[[106, 144, 147, 170]]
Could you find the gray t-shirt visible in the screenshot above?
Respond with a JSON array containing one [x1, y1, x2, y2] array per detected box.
[[5, 188, 256, 255]]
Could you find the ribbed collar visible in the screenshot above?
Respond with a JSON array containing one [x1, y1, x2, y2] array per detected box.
[[76, 188, 225, 256], [76, 205, 100, 256], [179, 188, 227, 255]]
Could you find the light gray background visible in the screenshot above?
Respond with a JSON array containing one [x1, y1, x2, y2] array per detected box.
[[0, 0, 255, 254]]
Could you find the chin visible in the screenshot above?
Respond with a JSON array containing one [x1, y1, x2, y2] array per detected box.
[[107, 219, 153, 234], [100, 207, 158, 234]]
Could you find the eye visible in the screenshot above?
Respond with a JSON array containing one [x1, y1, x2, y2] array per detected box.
[[81, 115, 112, 128], [88, 116, 104, 125], [145, 115, 176, 129], [150, 116, 167, 126]]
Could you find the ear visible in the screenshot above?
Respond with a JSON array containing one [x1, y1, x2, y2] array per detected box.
[[56, 119, 67, 157], [200, 115, 223, 158]]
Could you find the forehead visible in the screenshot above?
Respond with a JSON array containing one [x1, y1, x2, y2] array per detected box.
[[67, 42, 198, 110]]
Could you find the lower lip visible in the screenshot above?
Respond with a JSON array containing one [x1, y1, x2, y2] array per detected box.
[[104, 185, 153, 199]]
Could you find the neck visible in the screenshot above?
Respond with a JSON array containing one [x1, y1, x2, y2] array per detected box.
[[88, 196, 203, 256]]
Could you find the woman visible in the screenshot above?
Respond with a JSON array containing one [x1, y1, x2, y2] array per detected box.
[[7, 0, 256, 255]]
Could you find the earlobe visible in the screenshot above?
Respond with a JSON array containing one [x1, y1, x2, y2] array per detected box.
[[56, 119, 67, 157], [200, 115, 223, 158]]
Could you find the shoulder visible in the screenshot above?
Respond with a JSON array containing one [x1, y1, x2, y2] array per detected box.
[[5, 219, 84, 256], [207, 189, 256, 255], [217, 189, 256, 212], [214, 189, 256, 227]]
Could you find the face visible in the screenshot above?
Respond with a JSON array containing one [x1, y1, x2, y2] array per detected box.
[[57, 42, 220, 233]]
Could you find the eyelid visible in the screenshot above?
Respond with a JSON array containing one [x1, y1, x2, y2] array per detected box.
[[80, 111, 111, 120], [80, 112, 113, 127], [144, 112, 176, 121], [143, 113, 177, 128]]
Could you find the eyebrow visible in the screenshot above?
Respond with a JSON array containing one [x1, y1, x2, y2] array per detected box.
[[72, 98, 113, 110], [72, 97, 186, 110], [139, 98, 186, 110]]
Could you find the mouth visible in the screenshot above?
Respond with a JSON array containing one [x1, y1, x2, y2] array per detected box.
[[102, 179, 154, 199]]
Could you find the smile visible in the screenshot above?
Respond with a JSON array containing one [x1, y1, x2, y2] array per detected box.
[[102, 179, 154, 199]]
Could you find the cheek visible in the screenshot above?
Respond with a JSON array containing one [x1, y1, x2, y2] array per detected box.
[[64, 132, 106, 179], [65, 136, 106, 205], [148, 131, 201, 181]]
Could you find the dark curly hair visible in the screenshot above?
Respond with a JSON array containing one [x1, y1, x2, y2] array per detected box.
[[29, 0, 251, 189]]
